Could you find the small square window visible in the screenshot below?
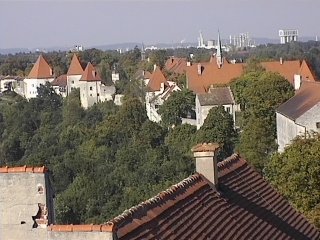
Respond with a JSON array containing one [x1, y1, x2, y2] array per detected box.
[[90, 94, 92, 96], [72, 81, 74, 84], [90, 87, 93, 91], [97, 93, 100, 96], [316, 122, 320, 129]]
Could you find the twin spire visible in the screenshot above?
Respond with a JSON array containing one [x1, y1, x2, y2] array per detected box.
[[216, 30, 223, 68]]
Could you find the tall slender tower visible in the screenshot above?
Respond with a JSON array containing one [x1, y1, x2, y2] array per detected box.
[[216, 30, 223, 68], [198, 31, 205, 48], [141, 42, 146, 61]]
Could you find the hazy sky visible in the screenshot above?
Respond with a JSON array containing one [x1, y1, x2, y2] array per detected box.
[[1, 0, 319, 49]]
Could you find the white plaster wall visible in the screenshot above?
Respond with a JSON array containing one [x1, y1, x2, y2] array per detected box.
[[276, 113, 306, 152], [48, 231, 113, 240], [0, 173, 51, 240], [296, 103, 320, 133], [67, 75, 82, 94], [80, 81, 101, 109], [24, 78, 53, 99]]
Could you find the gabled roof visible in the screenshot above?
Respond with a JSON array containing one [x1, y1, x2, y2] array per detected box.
[[277, 81, 320, 120], [261, 60, 301, 85], [165, 57, 188, 74], [198, 87, 235, 106], [299, 60, 317, 81], [27, 55, 53, 79], [187, 58, 316, 94], [67, 54, 84, 76], [108, 154, 319, 240], [51, 74, 67, 87], [186, 58, 244, 94], [147, 67, 168, 92], [80, 63, 101, 82]]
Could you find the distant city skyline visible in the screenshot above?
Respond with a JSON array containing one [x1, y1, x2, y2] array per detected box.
[[0, 0, 319, 49]]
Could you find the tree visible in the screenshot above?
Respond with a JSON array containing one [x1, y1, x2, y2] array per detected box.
[[158, 89, 195, 127], [265, 134, 320, 227], [195, 106, 236, 160]]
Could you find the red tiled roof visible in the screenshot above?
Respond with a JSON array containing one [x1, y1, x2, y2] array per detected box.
[[0, 166, 47, 173], [67, 54, 84, 76], [165, 57, 188, 74], [80, 63, 101, 82], [27, 55, 53, 79], [48, 223, 114, 232], [147, 67, 168, 91], [187, 58, 316, 94], [277, 81, 320, 120], [51, 74, 67, 87], [186, 58, 244, 94], [108, 154, 320, 240]]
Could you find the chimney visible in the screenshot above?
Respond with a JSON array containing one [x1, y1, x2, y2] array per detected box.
[[294, 74, 302, 90], [280, 57, 283, 65], [153, 64, 157, 72], [187, 61, 191, 67], [197, 63, 202, 75], [192, 143, 220, 186]]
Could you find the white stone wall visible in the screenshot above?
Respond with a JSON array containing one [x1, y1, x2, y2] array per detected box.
[[296, 103, 320, 133], [276, 112, 306, 152], [48, 231, 113, 240], [67, 75, 82, 94], [0, 173, 53, 240], [24, 78, 53, 99], [196, 95, 237, 129]]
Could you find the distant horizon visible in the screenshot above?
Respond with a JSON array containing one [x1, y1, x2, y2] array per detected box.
[[1, 0, 319, 49]]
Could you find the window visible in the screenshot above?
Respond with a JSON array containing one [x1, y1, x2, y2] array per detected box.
[[226, 107, 230, 113], [97, 93, 100, 96], [90, 94, 92, 96], [37, 185, 44, 194], [32, 84, 34, 87], [316, 122, 320, 129], [71, 81, 74, 84], [90, 87, 93, 91], [155, 104, 160, 109]]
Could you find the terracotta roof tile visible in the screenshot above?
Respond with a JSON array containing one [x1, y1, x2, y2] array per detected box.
[[109, 154, 320, 240], [80, 63, 101, 82], [0, 166, 47, 173], [187, 58, 316, 94], [27, 55, 53, 79], [67, 54, 84, 76], [165, 57, 188, 74], [147, 67, 168, 91], [48, 223, 114, 232], [51, 74, 67, 87], [277, 81, 320, 120], [198, 87, 235, 106]]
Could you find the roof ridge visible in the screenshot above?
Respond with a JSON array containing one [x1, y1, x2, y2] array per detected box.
[[108, 173, 203, 226], [218, 154, 247, 177], [0, 165, 47, 173]]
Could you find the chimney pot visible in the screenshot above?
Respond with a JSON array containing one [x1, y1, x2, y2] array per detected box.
[[197, 63, 202, 75], [280, 57, 283, 65], [153, 64, 157, 71], [192, 143, 220, 186]]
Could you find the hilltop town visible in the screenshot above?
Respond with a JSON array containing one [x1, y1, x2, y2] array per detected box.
[[1, 35, 320, 239]]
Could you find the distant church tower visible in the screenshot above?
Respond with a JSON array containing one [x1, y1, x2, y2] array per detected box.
[[141, 43, 146, 61], [216, 30, 223, 68]]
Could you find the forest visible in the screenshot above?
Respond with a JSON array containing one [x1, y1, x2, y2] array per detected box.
[[0, 41, 320, 226]]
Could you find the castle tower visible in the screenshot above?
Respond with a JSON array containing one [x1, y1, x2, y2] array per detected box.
[[67, 53, 84, 95]]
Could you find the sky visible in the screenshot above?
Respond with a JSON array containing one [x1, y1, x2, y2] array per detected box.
[[0, 0, 319, 49]]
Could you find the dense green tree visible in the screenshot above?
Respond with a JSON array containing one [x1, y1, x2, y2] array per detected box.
[[265, 134, 320, 227], [195, 106, 236, 160], [158, 89, 195, 127]]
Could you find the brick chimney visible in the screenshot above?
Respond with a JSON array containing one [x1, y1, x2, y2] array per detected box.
[[197, 63, 202, 75], [192, 143, 220, 186]]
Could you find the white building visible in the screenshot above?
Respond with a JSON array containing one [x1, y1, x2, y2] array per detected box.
[[23, 55, 54, 99], [276, 81, 320, 152], [51, 74, 67, 97], [66, 53, 84, 95], [79, 63, 115, 109], [145, 66, 180, 122], [195, 87, 239, 129], [279, 29, 298, 44]]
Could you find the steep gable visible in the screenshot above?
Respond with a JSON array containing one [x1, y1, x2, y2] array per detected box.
[[27, 55, 53, 79], [67, 54, 84, 76], [80, 63, 101, 82], [147, 67, 168, 91]]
